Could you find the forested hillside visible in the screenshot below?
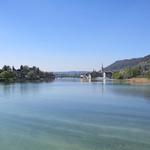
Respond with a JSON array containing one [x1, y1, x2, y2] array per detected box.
[[105, 55, 150, 79]]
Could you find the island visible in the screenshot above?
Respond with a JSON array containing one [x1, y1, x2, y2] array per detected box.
[[0, 65, 55, 82]]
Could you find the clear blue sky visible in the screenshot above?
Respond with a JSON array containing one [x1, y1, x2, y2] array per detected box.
[[0, 0, 150, 71]]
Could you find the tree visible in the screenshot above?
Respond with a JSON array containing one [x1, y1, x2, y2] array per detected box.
[[0, 65, 55, 82], [112, 71, 123, 79], [145, 70, 150, 79], [0, 71, 15, 82], [27, 71, 38, 80], [2, 65, 11, 72]]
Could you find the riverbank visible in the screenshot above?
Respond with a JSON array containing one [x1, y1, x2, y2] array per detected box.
[[126, 78, 150, 84]]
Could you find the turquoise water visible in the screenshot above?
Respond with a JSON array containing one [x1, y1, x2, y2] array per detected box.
[[0, 79, 150, 150]]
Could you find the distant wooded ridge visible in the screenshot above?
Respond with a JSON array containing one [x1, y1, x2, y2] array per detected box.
[[105, 54, 150, 79], [105, 54, 150, 71], [0, 65, 55, 82], [54, 71, 88, 78]]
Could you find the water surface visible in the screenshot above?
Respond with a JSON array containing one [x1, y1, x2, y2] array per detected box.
[[0, 79, 150, 150]]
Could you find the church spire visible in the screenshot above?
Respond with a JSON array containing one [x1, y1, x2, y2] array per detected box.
[[101, 64, 104, 72]]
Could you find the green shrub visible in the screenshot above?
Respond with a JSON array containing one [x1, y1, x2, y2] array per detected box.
[[112, 71, 123, 79], [145, 70, 150, 79], [0, 71, 15, 82]]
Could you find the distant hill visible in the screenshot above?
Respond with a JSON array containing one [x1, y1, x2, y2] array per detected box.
[[54, 71, 88, 78], [105, 55, 150, 72]]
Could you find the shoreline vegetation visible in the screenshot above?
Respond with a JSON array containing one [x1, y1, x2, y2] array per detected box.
[[0, 65, 55, 83], [112, 67, 150, 80], [112, 67, 150, 84], [111, 55, 150, 84], [1, 54, 150, 85], [112, 67, 150, 83]]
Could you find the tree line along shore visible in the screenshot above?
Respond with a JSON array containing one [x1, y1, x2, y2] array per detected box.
[[104, 54, 150, 81], [112, 66, 150, 79], [0, 65, 55, 82]]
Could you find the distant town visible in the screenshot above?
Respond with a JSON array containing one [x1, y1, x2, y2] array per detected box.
[[57, 54, 150, 82]]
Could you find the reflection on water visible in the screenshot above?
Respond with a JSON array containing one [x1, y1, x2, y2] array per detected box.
[[110, 84, 150, 101], [2, 80, 149, 101], [80, 79, 150, 101], [0, 83, 40, 96], [0, 79, 150, 150]]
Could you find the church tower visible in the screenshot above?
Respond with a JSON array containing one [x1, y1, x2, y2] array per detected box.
[[101, 64, 104, 72]]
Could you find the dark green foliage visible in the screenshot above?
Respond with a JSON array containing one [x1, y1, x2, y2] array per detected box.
[[112, 71, 123, 79], [0, 65, 55, 82], [106, 54, 150, 79], [0, 71, 15, 82], [113, 65, 150, 79], [2, 65, 11, 72], [145, 70, 150, 79], [27, 71, 39, 80], [123, 67, 140, 79]]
